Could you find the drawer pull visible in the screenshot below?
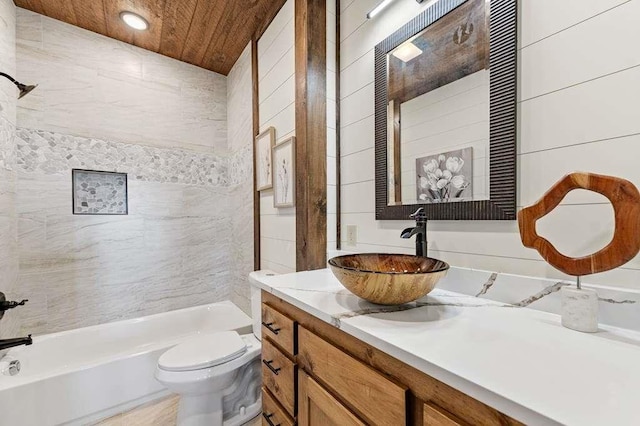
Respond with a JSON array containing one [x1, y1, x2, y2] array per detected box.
[[262, 413, 280, 426], [263, 359, 281, 375], [262, 321, 281, 335]]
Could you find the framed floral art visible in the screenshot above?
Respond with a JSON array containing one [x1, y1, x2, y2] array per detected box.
[[273, 137, 295, 208], [255, 127, 275, 191], [416, 147, 473, 203]]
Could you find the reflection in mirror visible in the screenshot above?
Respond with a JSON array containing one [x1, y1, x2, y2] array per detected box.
[[386, 0, 489, 206]]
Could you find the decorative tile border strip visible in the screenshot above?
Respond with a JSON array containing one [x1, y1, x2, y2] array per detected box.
[[16, 128, 235, 187]]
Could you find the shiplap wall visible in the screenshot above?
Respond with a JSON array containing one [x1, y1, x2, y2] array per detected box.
[[228, 43, 255, 314], [339, 0, 640, 289], [259, 0, 297, 273], [327, 1, 338, 252], [259, 0, 337, 272]]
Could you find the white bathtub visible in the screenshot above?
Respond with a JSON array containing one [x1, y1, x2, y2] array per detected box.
[[0, 301, 253, 426]]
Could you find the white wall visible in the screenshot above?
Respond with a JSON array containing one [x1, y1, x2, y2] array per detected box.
[[340, 0, 640, 289], [0, 0, 19, 338], [327, 0, 338, 251], [14, 9, 236, 334], [258, 0, 297, 273], [258, 0, 337, 273]]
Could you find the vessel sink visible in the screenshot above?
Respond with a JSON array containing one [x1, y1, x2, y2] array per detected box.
[[328, 254, 450, 305]]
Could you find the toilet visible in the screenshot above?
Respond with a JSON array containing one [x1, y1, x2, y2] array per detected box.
[[155, 271, 274, 426]]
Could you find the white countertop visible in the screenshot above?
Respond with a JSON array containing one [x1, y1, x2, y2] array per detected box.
[[251, 269, 640, 426]]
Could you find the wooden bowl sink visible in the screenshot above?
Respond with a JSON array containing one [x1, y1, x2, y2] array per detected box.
[[328, 254, 450, 305]]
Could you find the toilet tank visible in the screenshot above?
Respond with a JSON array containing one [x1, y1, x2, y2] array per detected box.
[[248, 270, 277, 340]]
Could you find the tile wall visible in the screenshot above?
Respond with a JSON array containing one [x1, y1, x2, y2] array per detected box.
[[0, 0, 19, 338], [16, 9, 227, 154], [12, 9, 256, 334]]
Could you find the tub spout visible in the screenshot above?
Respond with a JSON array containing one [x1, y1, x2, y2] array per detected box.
[[0, 335, 32, 351]]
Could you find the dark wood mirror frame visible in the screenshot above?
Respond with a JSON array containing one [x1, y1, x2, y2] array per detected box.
[[374, 0, 517, 220]]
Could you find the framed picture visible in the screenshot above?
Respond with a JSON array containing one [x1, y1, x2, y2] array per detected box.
[[273, 137, 295, 208], [416, 147, 473, 203], [255, 127, 275, 191], [72, 169, 128, 215]]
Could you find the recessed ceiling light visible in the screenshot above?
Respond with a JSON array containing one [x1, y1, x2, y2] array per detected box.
[[120, 12, 149, 31]]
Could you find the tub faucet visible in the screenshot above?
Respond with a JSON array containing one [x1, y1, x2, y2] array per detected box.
[[401, 207, 428, 257], [0, 335, 32, 351]]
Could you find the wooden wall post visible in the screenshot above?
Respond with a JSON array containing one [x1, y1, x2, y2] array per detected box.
[[295, 0, 327, 271], [252, 38, 261, 270]]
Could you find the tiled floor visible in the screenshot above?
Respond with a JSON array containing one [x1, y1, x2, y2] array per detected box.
[[94, 395, 262, 426]]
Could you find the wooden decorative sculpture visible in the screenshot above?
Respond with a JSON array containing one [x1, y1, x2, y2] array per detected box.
[[519, 172, 640, 276], [518, 172, 640, 332]]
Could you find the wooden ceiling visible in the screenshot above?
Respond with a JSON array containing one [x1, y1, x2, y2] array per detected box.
[[14, 0, 286, 75]]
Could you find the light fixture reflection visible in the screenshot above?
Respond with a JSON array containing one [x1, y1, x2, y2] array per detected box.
[[367, 0, 394, 19], [392, 42, 423, 62], [120, 12, 149, 31]]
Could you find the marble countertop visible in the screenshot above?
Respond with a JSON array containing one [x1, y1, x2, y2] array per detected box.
[[251, 269, 640, 426]]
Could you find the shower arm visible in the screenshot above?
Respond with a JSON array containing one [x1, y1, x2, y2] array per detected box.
[[0, 72, 37, 99], [0, 72, 19, 85]]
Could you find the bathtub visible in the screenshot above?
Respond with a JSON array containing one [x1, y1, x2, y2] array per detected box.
[[0, 301, 253, 426]]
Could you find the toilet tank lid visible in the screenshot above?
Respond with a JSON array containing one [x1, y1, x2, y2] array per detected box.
[[158, 331, 247, 372]]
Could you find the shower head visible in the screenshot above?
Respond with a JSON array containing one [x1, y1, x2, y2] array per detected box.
[[0, 72, 37, 99], [16, 82, 38, 99]]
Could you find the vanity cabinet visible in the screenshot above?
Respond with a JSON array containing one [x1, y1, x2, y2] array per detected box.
[[260, 291, 521, 426]]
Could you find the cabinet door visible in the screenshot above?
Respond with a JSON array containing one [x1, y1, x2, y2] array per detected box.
[[423, 402, 463, 426], [297, 327, 406, 425], [298, 370, 365, 426]]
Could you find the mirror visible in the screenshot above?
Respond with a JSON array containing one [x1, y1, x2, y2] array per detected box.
[[375, 0, 517, 220]]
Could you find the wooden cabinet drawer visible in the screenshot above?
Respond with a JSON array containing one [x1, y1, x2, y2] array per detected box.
[[423, 402, 463, 426], [262, 387, 295, 426], [262, 337, 297, 417], [297, 327, 407, 426], [262, 303, 297, 356]]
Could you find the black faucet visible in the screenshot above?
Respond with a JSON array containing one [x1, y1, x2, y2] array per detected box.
[[401, 207, 428, 257], [0, 335, 32, 351]]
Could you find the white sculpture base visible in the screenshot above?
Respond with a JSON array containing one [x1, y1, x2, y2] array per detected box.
[[561, 287, 599, 333]]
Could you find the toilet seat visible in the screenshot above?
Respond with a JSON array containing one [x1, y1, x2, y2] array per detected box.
[[159, 331, 247, 372]]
